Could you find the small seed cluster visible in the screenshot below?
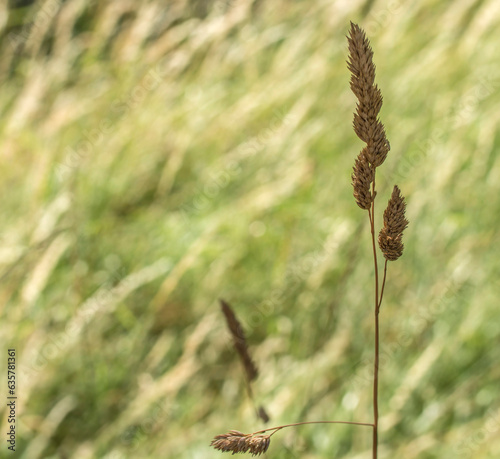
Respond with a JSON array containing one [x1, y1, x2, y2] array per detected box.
[[378, 185, 409, 261]]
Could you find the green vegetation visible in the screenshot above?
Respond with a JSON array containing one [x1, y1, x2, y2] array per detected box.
[[1, 1, 499, 457]]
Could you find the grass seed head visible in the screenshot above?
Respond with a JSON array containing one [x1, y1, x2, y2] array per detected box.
[[378, 185, 409, 260], [210, 431, 271, 456], [347, 22, 390, 170]]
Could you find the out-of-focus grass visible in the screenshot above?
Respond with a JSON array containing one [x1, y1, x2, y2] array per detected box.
[[0, 0, 499, 457]]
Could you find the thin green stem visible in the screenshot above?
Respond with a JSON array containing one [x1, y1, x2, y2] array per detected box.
[[251, 420, 374, 437]]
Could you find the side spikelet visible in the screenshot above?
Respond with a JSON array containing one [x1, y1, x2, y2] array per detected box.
[[378, 185, 409, 261]]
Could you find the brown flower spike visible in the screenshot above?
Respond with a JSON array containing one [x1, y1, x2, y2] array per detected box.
[[347, 22, 389, 168], [348, 22, 390, 210], [210, 431, 271, 456], [378, 185, 409, 261]]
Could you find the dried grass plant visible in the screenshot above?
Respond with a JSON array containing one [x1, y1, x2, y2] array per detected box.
[[211, 22, 408, 458]]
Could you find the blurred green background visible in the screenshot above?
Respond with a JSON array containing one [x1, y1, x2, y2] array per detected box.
[[0, 0, 499, 457]]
